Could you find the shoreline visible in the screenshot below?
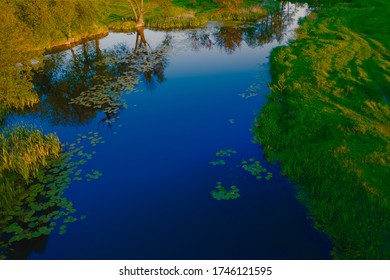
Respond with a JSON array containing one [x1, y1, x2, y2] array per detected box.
[[255, 0, 390, 259], [40, 13, 269, 53], [43, 29, 109, 55]]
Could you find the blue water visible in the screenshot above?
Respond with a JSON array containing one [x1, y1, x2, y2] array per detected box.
[[8, 4, 332, 259]]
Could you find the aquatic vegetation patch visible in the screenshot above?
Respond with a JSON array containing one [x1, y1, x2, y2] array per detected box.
[[69, 37, 171, 121], [209, 149, 237, 165], [86, 170, 103, 181], [210, 182, 240, 200], [215, 149, 237, 157], [0, 131, 104, 259], [209, 160, 226, 166], [238, 83, 261, 99], [241, 159, 272, 180], [77, 132, 105, 146], [209, 147, 273, 200]]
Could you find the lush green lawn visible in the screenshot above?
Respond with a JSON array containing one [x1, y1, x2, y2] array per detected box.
[[255, 0, 390, 259]]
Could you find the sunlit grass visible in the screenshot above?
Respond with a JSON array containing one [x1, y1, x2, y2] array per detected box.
[[0, 126, 61, 215], [0, 127, 61, 183], [106, 0, 267, 31], [255, 0, 390, 259]]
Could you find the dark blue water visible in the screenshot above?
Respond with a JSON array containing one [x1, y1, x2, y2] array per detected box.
[[8, 3, 332, 259]]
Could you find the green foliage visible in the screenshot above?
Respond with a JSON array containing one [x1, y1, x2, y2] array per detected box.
[[143, 0, 266, 29], [210, 182, 240, 200], [214, 0, 243, 10], [0, 127, 61, 183], [0, 131, 104, 259], [0, 2, 39, 112], [0, 0, 110, 114], [10, 0, 107, 46], [255, 0, 390, 259]]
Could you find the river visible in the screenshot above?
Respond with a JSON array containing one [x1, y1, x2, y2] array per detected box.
[[7, 2, 332, 259]]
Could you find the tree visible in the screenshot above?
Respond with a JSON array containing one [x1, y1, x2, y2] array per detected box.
[[128, 0, 145, 27]]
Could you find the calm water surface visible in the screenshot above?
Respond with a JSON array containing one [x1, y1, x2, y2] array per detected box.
[[10, 3, 332, 259]]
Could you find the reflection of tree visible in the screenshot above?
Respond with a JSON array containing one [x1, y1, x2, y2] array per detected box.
[[186, 2, 300, 53], [70, 29, 171, 118], [214, 26, 244, 54], [187, 30, 214, 52], [31, 41, 109, 126], [30, 30, 171, 127], [243, 2, 299, 46]]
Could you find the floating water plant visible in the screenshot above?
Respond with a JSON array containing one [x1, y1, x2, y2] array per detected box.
[[241, 159, 272, 180], [86, 169, 103, 181], [215, 149, 237, 157], [210, 182, 240, 201], [0, 131, 104, 259], [209, 160, 226, 166], [239, 83, 261, 99], [69, 36, 171, 122], [208, 149, 273, 199]]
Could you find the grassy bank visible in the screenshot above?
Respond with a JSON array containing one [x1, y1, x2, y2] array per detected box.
[[255, 0, 390, 259], [106, 0, 267, 31]]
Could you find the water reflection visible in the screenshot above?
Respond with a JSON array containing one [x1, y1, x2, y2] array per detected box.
[[5, 235, 49, 260], [187, 2, 304, 53], [26, 1, 304, 128], [30, 28, 171, 127]]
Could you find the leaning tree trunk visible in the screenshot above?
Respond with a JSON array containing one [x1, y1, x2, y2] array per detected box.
[[128, 0, 145, 27], [134, 26, 148, 54], [136, 12, 144, 27]]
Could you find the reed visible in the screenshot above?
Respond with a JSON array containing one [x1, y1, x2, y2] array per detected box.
[[0, 126, 61, 183]]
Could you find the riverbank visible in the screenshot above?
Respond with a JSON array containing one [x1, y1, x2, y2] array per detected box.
[[255, 0, 390, 259], [106, 0, 267, 31]]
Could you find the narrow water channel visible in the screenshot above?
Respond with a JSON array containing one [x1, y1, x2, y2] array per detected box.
[[8, 2, 332, 259]]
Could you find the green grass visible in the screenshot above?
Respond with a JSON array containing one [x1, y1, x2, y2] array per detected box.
[[255, 0, 390, 259], [106, 0, 267, 31], [0, 126, 61, 209]]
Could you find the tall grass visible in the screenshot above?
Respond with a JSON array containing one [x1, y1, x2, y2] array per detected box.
[[0, 127, 61, 209], [0, 127, 61, 181], [255, 0, 390, 259]]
